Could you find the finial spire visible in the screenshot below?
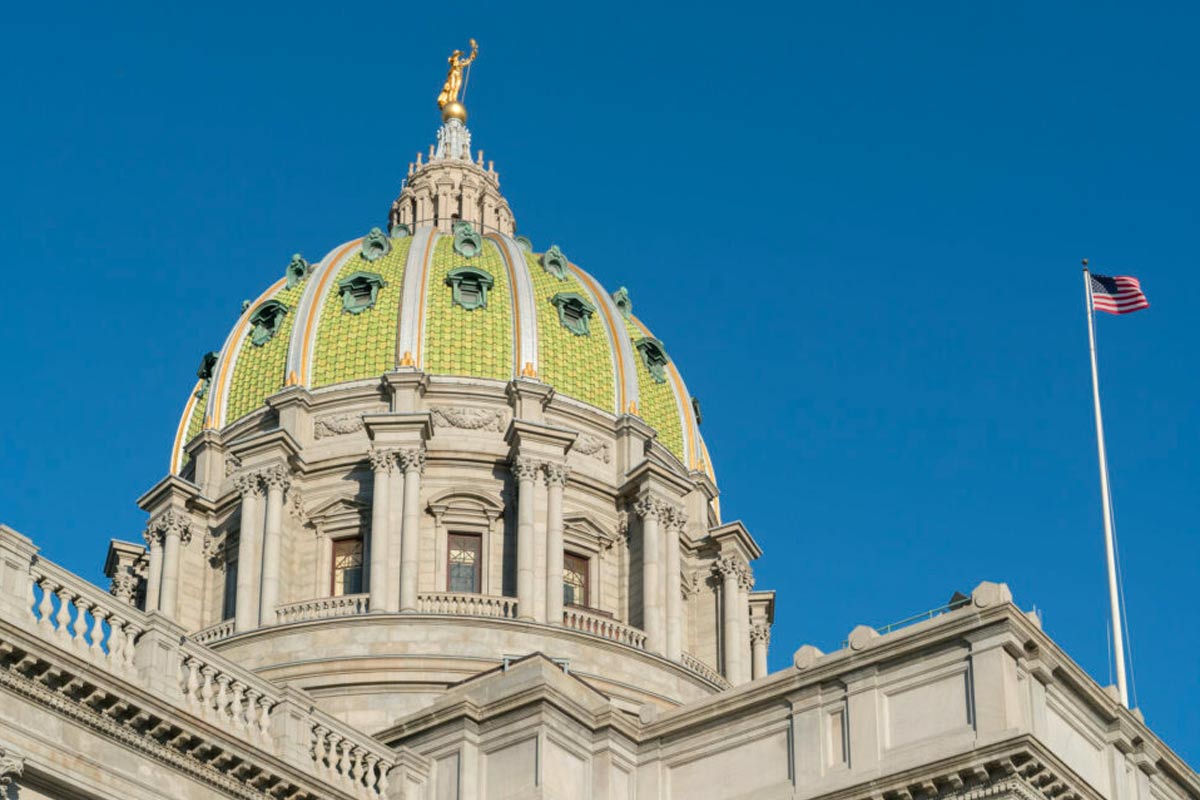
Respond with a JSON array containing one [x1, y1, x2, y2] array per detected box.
[[437, 38, 477, 123]]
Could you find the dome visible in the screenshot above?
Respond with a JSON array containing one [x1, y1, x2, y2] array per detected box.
[[170, 160, 711, 486]]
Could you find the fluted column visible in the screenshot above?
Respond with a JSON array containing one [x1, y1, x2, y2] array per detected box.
[[737, 567, 754, 684], [513, 457, 540, 621], [751, 623, 771, 679], [151, 510, 193, 619], [258, 465, 289, 626], [543, 464, 569, 626], [398, 448, 425, 612], [664, 507, 686, 661], [717, 556, 744, 683], [635, 497, 666, 653], [142, 529, 163, 614], [368, 448, 393, 612], [234, 473, 264, 632]]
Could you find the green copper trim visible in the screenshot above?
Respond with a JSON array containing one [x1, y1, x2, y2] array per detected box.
[[361, 227, 392, 262], [249, 300, 289, 347], [549, 292, 596, 336], [390, 222, 411, 239], [338, 270, 387, 314], [634, 336, 669, 384], [285, 254, 310, 289], [452, 220, 483, 258], [541, 245, 569, 280], [516, 235, 534, 253], [612, 286, 633, 319], [195, 351, 218, 398], [446, 266, 495, 311]]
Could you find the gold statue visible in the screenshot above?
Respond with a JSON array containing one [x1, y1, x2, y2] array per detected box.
[[437, 39, 478, 111]]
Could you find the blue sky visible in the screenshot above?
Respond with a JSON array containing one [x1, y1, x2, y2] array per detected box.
[[2, 1, 1197, 763]]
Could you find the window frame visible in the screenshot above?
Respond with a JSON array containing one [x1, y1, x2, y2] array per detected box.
[[563, 551, 591, 609], [330, 535, 365, 597], [446, 531, 484, 594]]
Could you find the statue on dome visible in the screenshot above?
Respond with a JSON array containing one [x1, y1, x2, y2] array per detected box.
[[437, 39, 478, 110]]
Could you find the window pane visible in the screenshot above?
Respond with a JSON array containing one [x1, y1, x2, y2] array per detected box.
[[563, 553, 588, 608], [332, 538, 364, 596], [448, 533, 481, 593]]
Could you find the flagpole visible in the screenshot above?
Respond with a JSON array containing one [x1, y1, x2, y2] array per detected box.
[[1082, 259, 1129, 708]]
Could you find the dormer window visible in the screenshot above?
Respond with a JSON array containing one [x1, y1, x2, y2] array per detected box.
[[195, 351, 218, 398], [338, 271, 387, 314], [550, 292, 596, 336], [249, 300, 289, 346], [446, 267, 495, 311], [635, 336, 669, 383]]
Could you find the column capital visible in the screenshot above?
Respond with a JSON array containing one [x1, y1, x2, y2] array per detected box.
[[370, 446, 397, 472], [751, 623, 772, 645], [634, 495, 676, 521], [0, 744, 25, 787], [396, 447, 426, 475], [145, 509, 193, 545], [714, 554, 746, 580], [262, 463, 291, 494], [511, 455, 544, 481], [542, 462, 570, 487], [234, 472, 265, 498]]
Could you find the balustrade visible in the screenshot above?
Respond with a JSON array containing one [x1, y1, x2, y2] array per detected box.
[[681, 651, 731, 688], [417, 591, 519, 618], [276, 593, 369, 624], [563, 606, 648, 650]]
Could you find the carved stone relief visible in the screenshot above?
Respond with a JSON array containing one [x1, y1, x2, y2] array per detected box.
[[314, 413, 365, 439], [430, 405, 508, 433], [574, 434, 611, 463]]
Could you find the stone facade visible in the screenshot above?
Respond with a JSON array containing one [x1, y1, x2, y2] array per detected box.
[[0, 106, 1195, 800]]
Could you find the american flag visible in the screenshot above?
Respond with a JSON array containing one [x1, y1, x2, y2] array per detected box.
[[1090, 273, 1149, 315]]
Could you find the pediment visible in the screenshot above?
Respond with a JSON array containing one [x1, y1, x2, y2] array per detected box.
[[305, 495, 369, 535]]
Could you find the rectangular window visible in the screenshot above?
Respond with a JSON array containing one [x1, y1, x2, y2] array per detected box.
[[222, 556, 238, 621], [563, 552, 589, 608], [331, 537, 364, 596], [447, 533, 482, 593]]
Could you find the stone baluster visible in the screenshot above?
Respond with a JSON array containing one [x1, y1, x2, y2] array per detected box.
[[750, 623, 771, 679], [234, 473, 264, 632], [397, 448, 426, 612], [71, 596, 90, 649], [513, 457, 541, 621], [634, 497, 668, 653], [259, 465, 290, 626], [54, 585, 72, 641], [368, 448, 393, 612], [716, 556, 745, 684], [215, 673, 232, 724], [363, 754, 380, 795], [88, 605, 108, 657], [230, 681, 248, 732], [313, 725, 331, 771], [200, 665, 217, 716], [35, 578, 54, 629], [664, 507, 687, 661], [543, 464, 569, 627]]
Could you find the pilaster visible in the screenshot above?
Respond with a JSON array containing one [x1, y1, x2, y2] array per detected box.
[[383, 369, 430, 414], [266, 384, 315, 449]]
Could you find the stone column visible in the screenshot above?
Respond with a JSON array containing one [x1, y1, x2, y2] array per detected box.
[[258, 466, 289, 626], [543, 464, 569, 626], [368, 448, 392, 612], [635, 497, 666, 653], [664, 507, 686, 661], [397, 448, 425, 612], [513, 457, 540, 621], [750, 624, 770, 679], [738, 567, 754, 684], [717, 556, 744, 683], [154, 511, 192, 619], [234, 473, 264, 633], [142, 528, 163, 614]]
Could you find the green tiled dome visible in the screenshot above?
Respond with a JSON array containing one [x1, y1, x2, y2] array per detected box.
[[171, 226, 707, 479]]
